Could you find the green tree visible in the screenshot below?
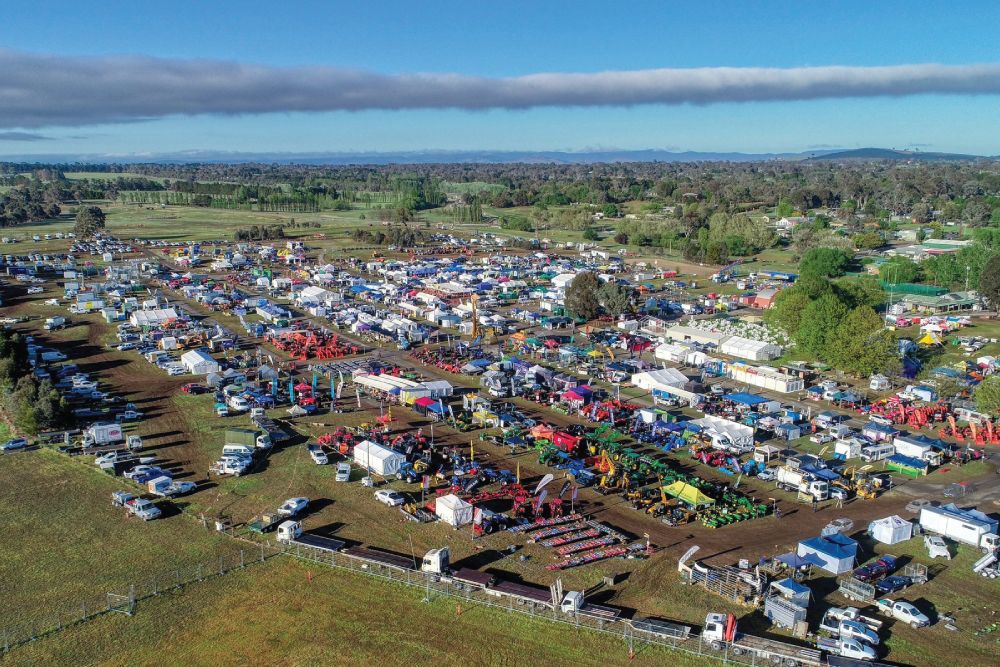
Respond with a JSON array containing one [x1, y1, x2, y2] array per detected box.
[[597, 282, 633, 318], [564, 272, 601, 321], [796, 294, 850, 358], [765, 287, 812, 336], [73, 206, 106, 238], [836, 275, 886, 309], [879, 256, 921, 284], [796, 272, 834, 300], [800, 247, 851, 277], [979, 254, 1000, 308], [582, 227, 600, 241], [828, 307, 900, 376], [975, 376, 1000, 414]]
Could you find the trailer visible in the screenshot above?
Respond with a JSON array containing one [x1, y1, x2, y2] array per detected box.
[[489, 580, 555, 609], [341, 545, 416, 571], [837, 577, 876, 604], [630, 617, 692, 641], [277, 521, 347, 553], [919, 504, 1000, 552], [702, 613, 824, 666]]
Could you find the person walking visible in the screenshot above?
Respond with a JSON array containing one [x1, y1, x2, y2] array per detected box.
[[812, 497, 818, 513]]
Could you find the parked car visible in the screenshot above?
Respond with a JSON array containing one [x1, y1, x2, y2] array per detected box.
[[875, 575, 913, 595], [853, 562, 888, 583], [2, 438, 29, 451], [181, 383, 208, 394], [756, 467, 776, 482], [308, 446, 329, 465], [278, 497, 309, 517], [877, 599, 930, 628], [810, 432, 834, 444], [335, 462, 351, 482], [876, 554, 898, 572], [374, 489, 405, 506]]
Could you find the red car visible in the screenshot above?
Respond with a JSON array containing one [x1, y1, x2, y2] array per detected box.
[[181, 383, 207, 395]]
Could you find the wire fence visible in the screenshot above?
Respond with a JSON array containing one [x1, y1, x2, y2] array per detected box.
[[0, 543, 282, 654], [278, 541, 802, 667], [4, 536, 810, 666]]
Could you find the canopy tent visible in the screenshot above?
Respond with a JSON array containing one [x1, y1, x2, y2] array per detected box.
[[869, 515, 914, 545], [662, 481, 715, 509], [775, 552, 825, 569], [797, 533, 858, 575]]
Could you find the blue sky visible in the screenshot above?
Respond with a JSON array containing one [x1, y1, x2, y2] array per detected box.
[[2, 1, 1000, 155]]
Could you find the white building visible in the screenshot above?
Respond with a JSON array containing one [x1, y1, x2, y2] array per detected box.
[[727, 362, 804, 394]]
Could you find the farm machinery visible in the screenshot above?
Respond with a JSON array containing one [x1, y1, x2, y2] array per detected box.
[[267, 328, 360, 361], [938, 415, 1000, 446], [868, 398, 951, 429]]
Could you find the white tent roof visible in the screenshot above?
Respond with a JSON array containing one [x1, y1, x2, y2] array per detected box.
[[630, 368, 688, 391], [720, 335, 782, 360], [691, 415, 755, 446]]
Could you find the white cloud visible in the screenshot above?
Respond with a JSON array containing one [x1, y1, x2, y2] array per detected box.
[[3, 49, 1000, 128]]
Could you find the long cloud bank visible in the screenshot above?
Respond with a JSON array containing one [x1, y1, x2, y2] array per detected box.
[[3, 49, 1000, 128]]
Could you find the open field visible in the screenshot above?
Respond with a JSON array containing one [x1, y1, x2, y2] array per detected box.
[[0, 449, 243, 627], [2, 557, 706, 667]]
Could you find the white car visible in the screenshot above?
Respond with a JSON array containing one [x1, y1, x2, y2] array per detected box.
[[810, 432, 834, 444], [308, 446, 328, 465], [335, 462, 351, 482], [166, 481, 197, 496], [278, 497, 309, 517], [878, 599, 930, 628], [374, 489, 405, 507], [26, 286, 44, 294]]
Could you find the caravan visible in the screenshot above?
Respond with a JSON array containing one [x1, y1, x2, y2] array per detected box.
[[861, 443, 895, 463]]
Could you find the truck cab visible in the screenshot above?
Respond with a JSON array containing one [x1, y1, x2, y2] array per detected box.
[[421, 547, 450, 574], [276, 520, 302, 543]]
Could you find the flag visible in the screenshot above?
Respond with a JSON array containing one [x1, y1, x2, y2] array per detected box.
[[534, 490, 548, 513], [516, 461, 520, 484], [473, 507, 483, 525], [571, 485, 579, 501], [422, 475, 430, 490], [559, 480, 571, 498], [469, 439, 474, 461], [534, 473, 554, 495]]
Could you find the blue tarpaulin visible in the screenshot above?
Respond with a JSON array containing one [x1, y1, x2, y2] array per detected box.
[[727, 392, 769, 407]]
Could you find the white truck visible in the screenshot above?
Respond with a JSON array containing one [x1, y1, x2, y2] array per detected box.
[[146, 476, 197, 497], [776, 466, 829, 501], [82, 422, 125, 448], [875, 599, 930, 628], [919, 505, 1000, 553], [43, 316, 67, 331], [815, 636, 878, 661], [111, 491, 161, 521], [701, 613, 824, 666]]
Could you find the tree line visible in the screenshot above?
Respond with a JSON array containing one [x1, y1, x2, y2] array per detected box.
[[0, 328, 66, 435]]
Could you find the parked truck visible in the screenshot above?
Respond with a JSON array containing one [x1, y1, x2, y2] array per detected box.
[[919, 505, 1000, 553], [776, 466, 829, 501], [816, 636, 878, 661], [82, 422, 125, 448], [702, 613, 824, 666], [225, 427, 271, 450], [43, 316, 67, 331]]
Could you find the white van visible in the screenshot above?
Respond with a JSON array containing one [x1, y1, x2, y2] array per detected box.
[[860, 443, 895, 463]]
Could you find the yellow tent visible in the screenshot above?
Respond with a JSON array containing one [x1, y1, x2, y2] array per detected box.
[[663, 481, 715, 508], [918, 332, 943, 346]]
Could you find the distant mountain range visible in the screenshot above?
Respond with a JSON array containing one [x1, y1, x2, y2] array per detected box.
[[805, 147, 987, 162], [0, 147, 993, 165]]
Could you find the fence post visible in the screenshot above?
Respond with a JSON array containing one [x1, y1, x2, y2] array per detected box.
[[219, 555, 224, 576], [240, 549, 245, 569], [153, 576, 158, 596], [197, 563, 203, 582], [82, 602, 87, 622], [260, 542, 265, 563], [175, 569, 181, 590]]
